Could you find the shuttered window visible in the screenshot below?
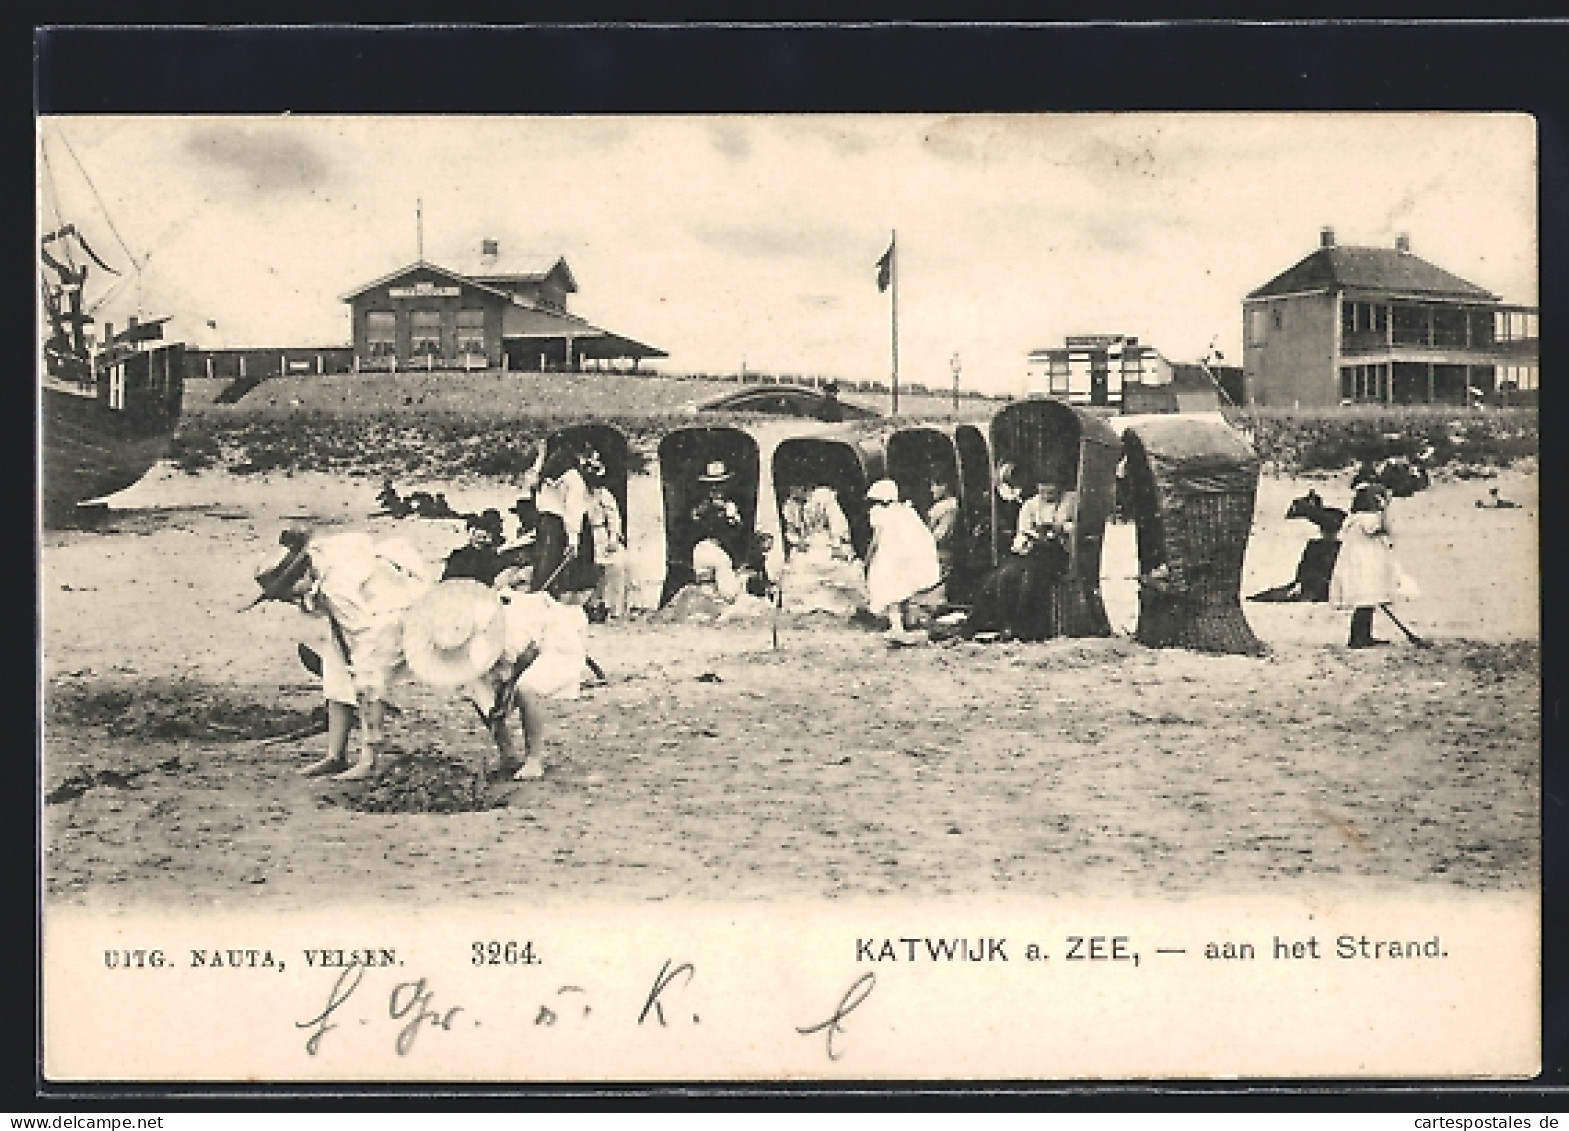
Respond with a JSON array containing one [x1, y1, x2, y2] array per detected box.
[[456, 309, 485, 356], [366, 312, 396, 357], [410, 310, 441, 356]]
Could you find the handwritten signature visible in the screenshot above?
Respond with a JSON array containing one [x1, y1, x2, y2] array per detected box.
[[796, 972, 876, 1061], [295, 966, 464, 1057], [295, 963, 365, 1056], [296, 959, 872, 1061]]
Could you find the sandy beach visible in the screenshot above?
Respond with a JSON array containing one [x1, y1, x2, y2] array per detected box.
[[41, 460, 1539, 909]]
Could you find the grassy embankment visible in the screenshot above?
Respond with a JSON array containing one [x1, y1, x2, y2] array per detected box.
[[171, 371, 1538, 481], [1229, 403, 1538, 477], [172, 371, 995, 480]]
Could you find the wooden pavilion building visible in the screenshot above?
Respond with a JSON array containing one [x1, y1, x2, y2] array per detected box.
[[340, 239, 666, 373]]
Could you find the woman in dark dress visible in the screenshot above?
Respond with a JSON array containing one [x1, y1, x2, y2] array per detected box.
[[441, 509, 510, 585], [967, 472, 1075, 641], [531, 443, 596, 599]]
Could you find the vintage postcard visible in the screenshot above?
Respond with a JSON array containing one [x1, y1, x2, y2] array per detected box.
[[38, 112, 1540, 1082]]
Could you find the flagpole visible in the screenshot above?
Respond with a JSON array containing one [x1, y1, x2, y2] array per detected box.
[[889, 229, 899, 416]]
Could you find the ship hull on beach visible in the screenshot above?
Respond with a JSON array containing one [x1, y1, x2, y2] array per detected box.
[[42, 342, 184, 520]]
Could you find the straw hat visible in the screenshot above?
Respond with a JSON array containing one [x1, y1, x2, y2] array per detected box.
[[402, 580, 508, 687], [866, 479, 900, 505], [241, 528, 313, 610], [698, 460, 733, 484]]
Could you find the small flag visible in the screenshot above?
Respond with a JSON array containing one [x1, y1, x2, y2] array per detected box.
[[876, 240, 895, 293]]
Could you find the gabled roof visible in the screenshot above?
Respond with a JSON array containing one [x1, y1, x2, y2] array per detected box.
[[455, 252, 577, 293], [337, 260, 518, 303], [1247, 246, 1498, 301]]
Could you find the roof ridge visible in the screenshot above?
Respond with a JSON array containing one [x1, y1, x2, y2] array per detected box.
[[1247, 243, 1497, 301]]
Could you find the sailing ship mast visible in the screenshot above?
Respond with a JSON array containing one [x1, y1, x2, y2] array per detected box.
[[39, 125, 150, 381]]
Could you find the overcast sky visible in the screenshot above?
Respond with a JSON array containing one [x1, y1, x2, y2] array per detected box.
[[38, 113, 1537, 395]]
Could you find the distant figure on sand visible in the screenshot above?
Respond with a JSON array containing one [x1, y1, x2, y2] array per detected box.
[[821, 380, 845, 423], [1353, 456, 1431, 499], [375, 478, 411, 518], [1477, 486, 1520, 509]]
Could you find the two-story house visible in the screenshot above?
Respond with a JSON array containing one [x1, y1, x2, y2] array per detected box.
[[1242, 229, 1538, 407]]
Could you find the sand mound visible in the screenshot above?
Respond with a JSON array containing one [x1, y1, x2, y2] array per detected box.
[[323, 747, 512, 814]]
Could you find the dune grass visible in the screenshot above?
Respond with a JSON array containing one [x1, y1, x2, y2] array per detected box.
[[172, 372, 1536, 480], [1227, 405, 1538, 474]]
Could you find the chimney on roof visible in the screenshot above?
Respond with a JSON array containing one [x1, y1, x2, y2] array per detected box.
[[1320, 226, 1336, 249], [1395, 232, 1411, 254], [481, 238, 499, 259]]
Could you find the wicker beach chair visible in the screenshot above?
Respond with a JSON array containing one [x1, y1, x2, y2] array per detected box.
[[989, 400, 1118, 638], [886, 423, 993, 605], [548, 423, 630, 545], [1121, 417, 1265, 655], [657, 425, 761, 607], [771, 429, 887, 561]]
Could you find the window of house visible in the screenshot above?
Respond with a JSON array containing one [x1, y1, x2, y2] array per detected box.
[[1048, 356, 1071, 396], [410, 310, 442, 356], [1272, 306, 1283, 331], [1343, 301, 1385, 335], [366, 312, 396, 358], [1392, 304, 1427, 346], [1120, 353, 1143, 389], [1247, 307, 1267, 346], [456, 309, 485, 356], [1342, 364, 1388, 404], [1433, 307, 1468, 349], [1067, 356, 1091, 399]]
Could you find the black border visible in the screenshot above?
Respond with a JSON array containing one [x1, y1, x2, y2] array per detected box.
[[22, 19, 1567, 1110]]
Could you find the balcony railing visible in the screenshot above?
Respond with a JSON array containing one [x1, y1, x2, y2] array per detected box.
[[1342, 333, 1535, 358]]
